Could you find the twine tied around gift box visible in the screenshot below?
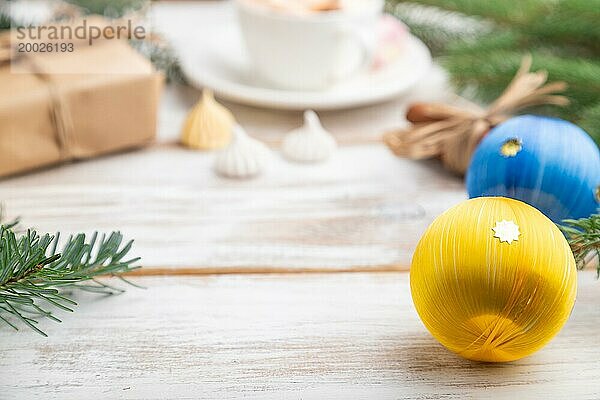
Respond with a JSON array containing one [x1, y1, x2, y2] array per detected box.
[[383, 56, 569, 175], [0, 34, 76, 160]]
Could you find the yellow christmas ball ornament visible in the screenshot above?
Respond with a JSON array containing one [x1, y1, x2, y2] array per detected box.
[[180, 89, 235, 150], [411, 197, 577, 362]]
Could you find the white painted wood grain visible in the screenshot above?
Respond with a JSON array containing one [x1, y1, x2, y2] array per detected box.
[[5, 4, 590, 399], [0, 144, 465, 271], [0, 0, 457, 272], [1, 271, 599, 399]]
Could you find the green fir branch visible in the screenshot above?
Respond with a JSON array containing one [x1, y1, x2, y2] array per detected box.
[[521, 0, 600, 53], [579, 103, 600, 144], [442, 51, 600, 108], [440, 51, 600, 141], [561, 214, 600, 274], [387, 0, 600, 146], [0, 11, 11, 30], [0, 225, 140, 336], [130, 38, 188, 84], [385, 2, 490, 56], [389, 0, 553, 28], [63, 0, 147, 18]]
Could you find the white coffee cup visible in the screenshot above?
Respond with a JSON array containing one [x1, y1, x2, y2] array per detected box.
[[236, 0, 384, 90]]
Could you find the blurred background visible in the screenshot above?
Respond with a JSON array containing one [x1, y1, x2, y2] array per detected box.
[[1, 3, 599, 396], [0, 0, 598, 266], [1, 0, 598, 148]]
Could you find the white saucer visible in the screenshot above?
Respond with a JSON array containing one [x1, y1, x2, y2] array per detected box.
[[178, 8, 432, 110]]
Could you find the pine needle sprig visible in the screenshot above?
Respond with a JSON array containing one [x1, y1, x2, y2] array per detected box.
[[439, 50, 600, 143], [580, 103, 600, 143], [388, 0, 600, 145], [0, 225, 140, 336], [561, 214, 600, 274], [388, 0, 545, 26], [385, 2, 491, 56]]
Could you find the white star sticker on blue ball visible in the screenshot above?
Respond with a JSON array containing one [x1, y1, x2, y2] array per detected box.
[[493, 220, 520, 244]]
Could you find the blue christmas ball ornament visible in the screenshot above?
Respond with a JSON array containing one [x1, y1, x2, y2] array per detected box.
[[466, 115, 600, 222]]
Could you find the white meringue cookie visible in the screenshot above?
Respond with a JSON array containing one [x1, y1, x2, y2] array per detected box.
[[214, 125, 271, 179], [282, 110, 337, 163]]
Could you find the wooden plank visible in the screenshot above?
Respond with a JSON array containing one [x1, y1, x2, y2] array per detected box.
[[0, 144, 466, 271], [1, 271, 599, 399]]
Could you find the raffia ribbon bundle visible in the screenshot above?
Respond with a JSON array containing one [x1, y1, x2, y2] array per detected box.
[[384, 57, 569, 175]]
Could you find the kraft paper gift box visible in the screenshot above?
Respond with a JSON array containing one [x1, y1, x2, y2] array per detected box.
[[0, 35, 163, 178]]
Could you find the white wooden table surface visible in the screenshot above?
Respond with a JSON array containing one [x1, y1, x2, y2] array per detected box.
[[2, 2, 600, 399]]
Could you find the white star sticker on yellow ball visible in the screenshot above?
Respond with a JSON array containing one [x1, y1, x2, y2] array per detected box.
[[492, 220, 520, 244]]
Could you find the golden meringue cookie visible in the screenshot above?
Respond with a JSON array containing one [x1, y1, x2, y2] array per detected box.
[[282, 110, 337, 163], [214, 125, 271, 179], [180, 90, 235, 150]]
